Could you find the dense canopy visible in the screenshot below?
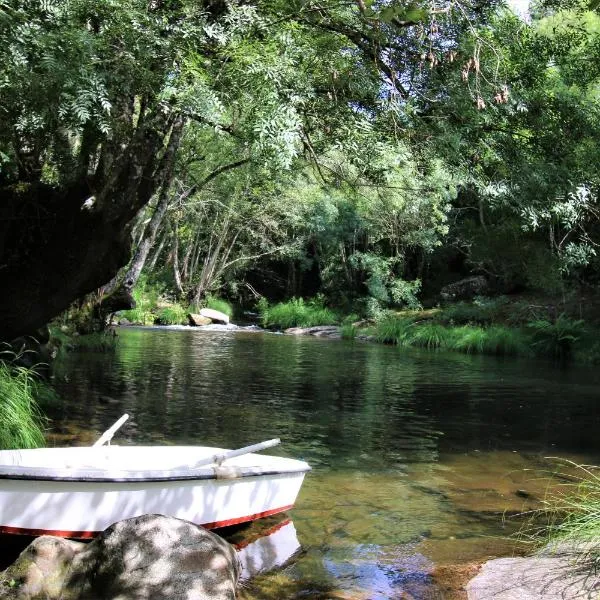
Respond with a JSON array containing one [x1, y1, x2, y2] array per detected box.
[[1, 0, 599, 339]]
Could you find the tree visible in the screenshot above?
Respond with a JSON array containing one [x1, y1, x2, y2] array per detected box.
[[0, 0, 502, 340]]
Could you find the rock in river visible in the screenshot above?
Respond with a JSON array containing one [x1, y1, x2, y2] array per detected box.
[[0, 514, 239, 600], [199, 308, 230, 325], [188, 313, 213, 326], [467, 550, 600, 599]]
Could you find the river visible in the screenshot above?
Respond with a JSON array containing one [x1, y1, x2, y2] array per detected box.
[[47, 326, 600, 598]]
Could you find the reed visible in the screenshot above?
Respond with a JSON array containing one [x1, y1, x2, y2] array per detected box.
[[0, 361, 46, 449], [405, 322, 450, 349], [523, 460, 600, 568], [373, 315, 415, 345]]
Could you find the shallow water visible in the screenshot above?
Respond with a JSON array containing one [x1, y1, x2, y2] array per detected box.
[[46, 327, 600, 598]]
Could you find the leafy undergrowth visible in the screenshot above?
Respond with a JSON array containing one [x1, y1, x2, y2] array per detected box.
[[259, 297, 340, 329], [367, 304, 594, 361]]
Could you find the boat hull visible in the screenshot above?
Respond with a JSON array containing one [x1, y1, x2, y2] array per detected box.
[[0, 446, 309, 538]]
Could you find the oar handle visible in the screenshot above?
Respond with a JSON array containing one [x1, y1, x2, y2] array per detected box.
[[93, 414, 129, 447], [191, 438, 281, 469]]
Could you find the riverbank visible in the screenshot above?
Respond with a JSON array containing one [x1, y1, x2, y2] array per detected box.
[[260, 294, 600, 365]]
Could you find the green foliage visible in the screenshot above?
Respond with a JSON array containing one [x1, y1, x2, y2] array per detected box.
[[204, 296, 234, 319], [405, 322, 450, 349], [0, 360, 46, 449], [527, 314, 585, 359], [373, 315, 416, 345], [340, 324, 357, 340], [119, 277, 162, 325], [260, 297, 339, 329], [482, 326, 529, 356], [447, 326, 487, 354], [155, 305, 188, 326], [69, 332, 119, 353], [525, 460, 600, 567]]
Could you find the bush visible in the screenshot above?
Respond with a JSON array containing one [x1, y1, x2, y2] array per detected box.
[[0, 360, 46, 449], [261, 297, 339, 329]]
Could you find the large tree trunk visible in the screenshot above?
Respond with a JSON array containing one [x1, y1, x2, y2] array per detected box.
[[0, 114, 185, 342]]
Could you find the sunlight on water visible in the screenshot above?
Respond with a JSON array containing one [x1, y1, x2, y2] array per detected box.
[[47, 327, 600, 598]]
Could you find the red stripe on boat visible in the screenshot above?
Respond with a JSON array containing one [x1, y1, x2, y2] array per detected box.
[[0, 505, 295, 539]]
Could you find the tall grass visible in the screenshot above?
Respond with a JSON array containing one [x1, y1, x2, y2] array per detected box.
[[155, 305, 188, 325], [447, 325, 487, 354], [260, 298, 339, 329], [406, 322, 450, 349], [204, 296, 234, 318], [373, 315, 415, 345], [0, 361, 46, 449], [524, 460, 600, 567]]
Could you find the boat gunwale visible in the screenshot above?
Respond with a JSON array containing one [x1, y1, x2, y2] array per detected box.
[[0, 464, 310, 483]]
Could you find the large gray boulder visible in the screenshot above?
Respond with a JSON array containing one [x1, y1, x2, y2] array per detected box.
[[285, 326, 341, 339], [467, 552, 600, 599], [0, 514, 239, 600], [199, 308, 230, 325], [188, 313, 213, 326], [440, 276, 488, 301]]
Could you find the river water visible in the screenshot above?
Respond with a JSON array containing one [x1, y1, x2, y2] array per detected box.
[[48, 326, 600, 598]]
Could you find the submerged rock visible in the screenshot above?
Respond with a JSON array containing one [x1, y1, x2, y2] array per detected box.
[[285, 326, 341, 339], [440, 276, 488, 301], [0, 514, 239, 600], [199, 308, 230, 325]]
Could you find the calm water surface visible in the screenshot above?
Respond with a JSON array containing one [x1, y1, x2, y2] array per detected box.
[[48, 327, 600, 598]]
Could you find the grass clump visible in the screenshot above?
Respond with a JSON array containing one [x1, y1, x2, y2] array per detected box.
[[155, 304, 188, 325], [0, 360, 46, 449], [260, 297, 339, 329], [525, 460, 600, 568], [447, 325, 487, 354], [373, 315, 415, 345], [340, 324, 357, 340], [405, 322, 450, 349], [204, 296, 234, 318], [483, 326, 529, 357]]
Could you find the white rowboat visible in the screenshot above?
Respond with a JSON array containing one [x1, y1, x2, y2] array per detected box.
[[0, 426, 310, 538]]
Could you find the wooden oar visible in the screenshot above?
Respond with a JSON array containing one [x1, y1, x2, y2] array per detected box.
[[93, 414, 130, 447], [191, 438, 281, 469]]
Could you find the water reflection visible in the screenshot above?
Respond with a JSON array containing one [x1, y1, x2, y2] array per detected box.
[[49, 327, 600, 598]]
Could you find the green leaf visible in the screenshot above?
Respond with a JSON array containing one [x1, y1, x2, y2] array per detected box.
[[590, 0, 600, 10]]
